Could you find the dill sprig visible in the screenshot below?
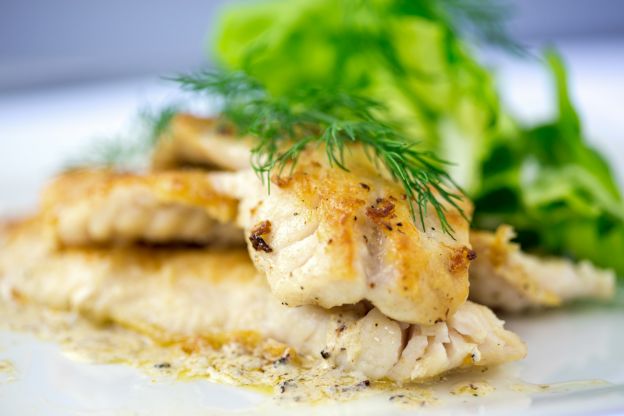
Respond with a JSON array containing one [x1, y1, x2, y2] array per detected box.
[[175, 70, 467, 236], [67, 105, 179, 169]]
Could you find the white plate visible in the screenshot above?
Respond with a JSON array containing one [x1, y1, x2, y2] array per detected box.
[[0, 42, 623, 415]]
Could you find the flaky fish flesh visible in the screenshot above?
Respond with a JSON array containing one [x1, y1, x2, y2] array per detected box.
[[41, 168, 243, 246], [0, 219, 526, 382], [151, 114, 475, 325], [469, 226, 615, 311]]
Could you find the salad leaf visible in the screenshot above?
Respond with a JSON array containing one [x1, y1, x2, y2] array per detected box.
[[473, 50, 624, 275]]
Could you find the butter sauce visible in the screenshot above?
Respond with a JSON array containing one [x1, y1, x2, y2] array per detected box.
[[0, 298, 613, 411]]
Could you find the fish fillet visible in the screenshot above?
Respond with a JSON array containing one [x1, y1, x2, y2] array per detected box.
[[0, 219, 526, 382], [151, 114, 475, 325], [41, 168, 243, 246], [152, 115, 252, 171], [469, 225, 615, 311]]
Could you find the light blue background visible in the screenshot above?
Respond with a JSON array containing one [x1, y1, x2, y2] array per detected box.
[[1, 0, 623, 92]]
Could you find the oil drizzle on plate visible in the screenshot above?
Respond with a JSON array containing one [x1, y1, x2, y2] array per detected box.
[[0, 359, 17, 383]]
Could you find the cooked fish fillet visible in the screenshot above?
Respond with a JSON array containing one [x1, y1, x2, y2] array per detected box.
[[0, 219, 526, 382], [152, 114, 475, 325], [37, 163, 472, 326], [469, 225, 615, 311], [41, 168, 243, 246], [152, 114, 253, 171]]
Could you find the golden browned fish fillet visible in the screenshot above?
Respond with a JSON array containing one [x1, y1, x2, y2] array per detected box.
[[40, 115, 614, 321], [0, 219, 526, 382], [469, 225, 615, 311], [38, 165, 472, 325], [41, 168, 243, 246], [149, 114, 476, 325], [152, 115, 253, 171]]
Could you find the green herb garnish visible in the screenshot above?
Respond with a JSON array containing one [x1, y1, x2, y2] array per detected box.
[[175, 70, 467, 236], [68, 105, 179, 169]]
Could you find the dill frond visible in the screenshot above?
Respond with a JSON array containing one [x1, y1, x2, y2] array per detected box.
[[175, 70, 467, 236], [67, 104, 179, 169]]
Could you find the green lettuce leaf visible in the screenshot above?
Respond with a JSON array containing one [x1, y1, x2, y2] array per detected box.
[[473, 50, 624, 275]]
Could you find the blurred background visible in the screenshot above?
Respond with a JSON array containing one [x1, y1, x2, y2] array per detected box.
[[1, 0, 624, 92]]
